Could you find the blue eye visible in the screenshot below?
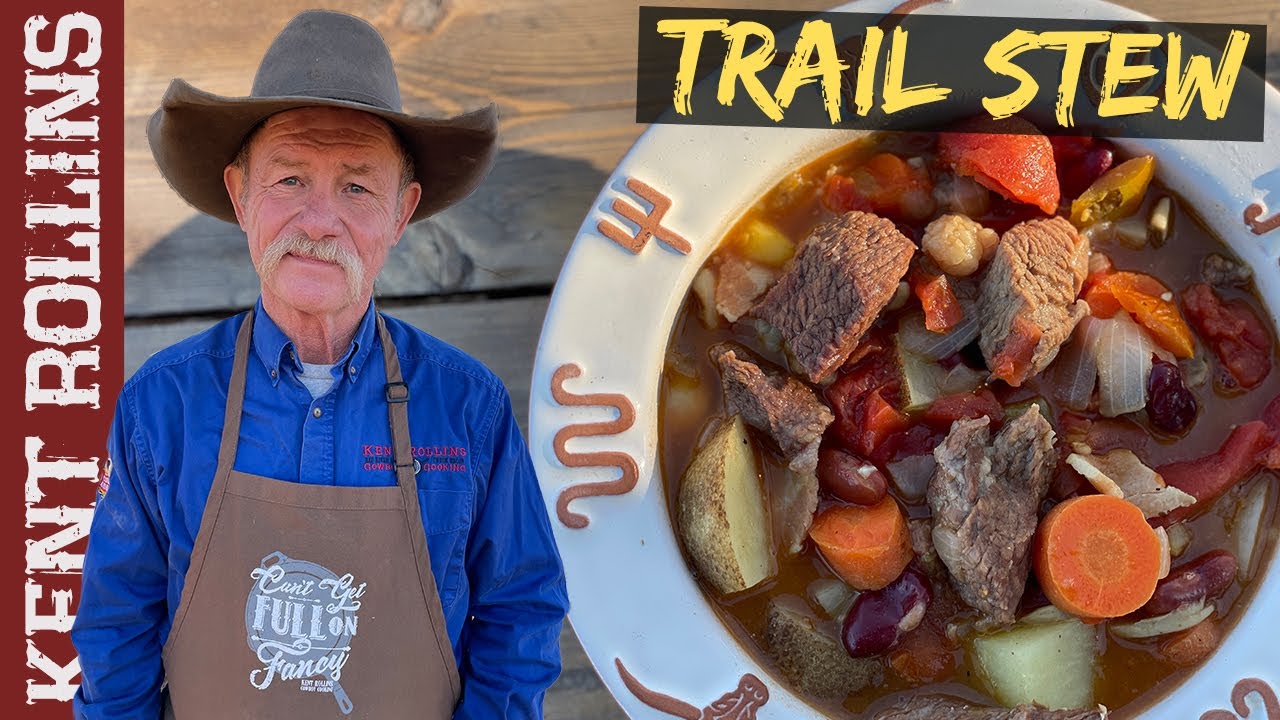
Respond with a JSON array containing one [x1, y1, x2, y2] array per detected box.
[[278, 176, 300, 187], [348, 184, 368, 195]]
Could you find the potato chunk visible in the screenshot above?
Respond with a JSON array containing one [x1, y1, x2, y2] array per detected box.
[[678, 415, 774, 594]]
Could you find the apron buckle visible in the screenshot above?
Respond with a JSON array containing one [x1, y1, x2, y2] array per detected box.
[[385, 381, 410, 403]]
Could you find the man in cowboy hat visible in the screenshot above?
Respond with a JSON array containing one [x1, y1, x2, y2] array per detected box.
[[72, 10, 568, 719]]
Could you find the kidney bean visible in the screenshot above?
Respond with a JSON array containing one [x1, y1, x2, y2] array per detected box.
[[842, 566, 931, 658], [1147, 357, 1198, 434], [1159, 616, 1220, 667], [817, 448, 888, 505], [1143, 549, 1238, 616]]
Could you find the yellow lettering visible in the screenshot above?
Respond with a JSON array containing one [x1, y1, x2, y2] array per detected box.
[[773, 20, 849, 124], [854, 27, 883, 116], [881, 27, 951, 114], [718, 21, 782, 122], [1163, 29, 1249, 121], [656, 18, 731, 116], [982, 30, 1045, 119], [1098, 33, 1161, 117], [1039, 31, 1111, 127]]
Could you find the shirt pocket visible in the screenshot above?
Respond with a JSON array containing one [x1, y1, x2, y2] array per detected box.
[[419, 488, 473, 610]]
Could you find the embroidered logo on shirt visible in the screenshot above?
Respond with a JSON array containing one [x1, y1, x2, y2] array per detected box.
[[360, 444, 467, 474], [96, 457, 111, 500], [245, 552, 366, 715]]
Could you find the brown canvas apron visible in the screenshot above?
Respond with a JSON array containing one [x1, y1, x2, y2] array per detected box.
[[161, 309, 461, 718]]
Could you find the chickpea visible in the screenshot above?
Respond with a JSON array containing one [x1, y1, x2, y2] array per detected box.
[[921, 214, 997, 277]]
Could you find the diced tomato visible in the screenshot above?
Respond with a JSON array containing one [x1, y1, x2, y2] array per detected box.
[[990, 314, 1042, 387], [939, 117, 1060, 215], [1182, 283, 1273, 389], [855, 390, 912, 459], [1086, 272, 1196, 359], [822, 174, 872, 214], [823, 153, 935, 221], [922, 388, 1003, 428], [826, 355, 904, 458], [1158, 421, 1277, 525], [910, 272, 963, 332]]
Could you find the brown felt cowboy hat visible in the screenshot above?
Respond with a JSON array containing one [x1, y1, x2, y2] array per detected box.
[[147, 9, 498, 225]]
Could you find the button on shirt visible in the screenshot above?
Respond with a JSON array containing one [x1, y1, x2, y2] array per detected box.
[[72, 299, 570, 719]]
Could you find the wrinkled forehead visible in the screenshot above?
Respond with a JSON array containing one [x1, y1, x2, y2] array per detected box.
[[242, 106, 404, 165]]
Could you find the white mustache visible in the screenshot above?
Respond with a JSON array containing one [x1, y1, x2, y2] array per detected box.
[[258, 233, 364, 304]]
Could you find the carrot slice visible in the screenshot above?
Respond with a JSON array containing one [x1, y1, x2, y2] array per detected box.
[[809, 498, 913, 591], [1033, 494, 1163, 619]]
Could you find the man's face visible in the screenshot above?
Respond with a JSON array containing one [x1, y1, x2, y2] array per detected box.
[[224, 107, 421, 320]]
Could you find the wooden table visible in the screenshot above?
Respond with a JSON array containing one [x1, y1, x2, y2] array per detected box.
[[123, 1, 1279, 716]]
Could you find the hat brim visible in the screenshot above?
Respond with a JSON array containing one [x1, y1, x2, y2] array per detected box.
[[147, 78, 499, 225]]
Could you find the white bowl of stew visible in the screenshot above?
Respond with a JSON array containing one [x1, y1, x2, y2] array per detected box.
[[530, 0, 1280, 717]]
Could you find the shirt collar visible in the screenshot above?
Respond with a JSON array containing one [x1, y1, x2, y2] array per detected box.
[[251, 297, 379, 387]]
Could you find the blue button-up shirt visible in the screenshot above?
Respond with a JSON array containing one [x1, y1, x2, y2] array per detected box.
[[72, 299, 569, 719]]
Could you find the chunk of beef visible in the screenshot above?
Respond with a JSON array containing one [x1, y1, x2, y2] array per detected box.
[[712, 342, 834, 474], [715, 257, 777, 323], [765, 595, 881, 700], [928, 406, 1056, 629], [751, 211, 915, 383], [874, 695, 1107, 720], [978, 217, 1090, 386]]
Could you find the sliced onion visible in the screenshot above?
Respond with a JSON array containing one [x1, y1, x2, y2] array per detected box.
[[1166, 523, 1193, 558], [1234, 479, 1271, 582], [1055, 316, 1104, 411], [898, 311, 981, 361], [1155, 527, 1171, 579], [1097, 313, 1152, 417], [808, 578, 856, 619], [1110, 600, 1213, 639]]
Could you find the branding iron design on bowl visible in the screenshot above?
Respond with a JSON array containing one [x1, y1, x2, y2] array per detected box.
[[1244, 203, 1280, 236], [616, 658, 770, 720], [597, 177, 692, 255], [550, 363, 639, 529], [1202, 677, 1279, 720]]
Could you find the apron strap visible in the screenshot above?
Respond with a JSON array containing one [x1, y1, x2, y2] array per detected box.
[[214, 307, 255, 487], [375, 315, 462, 700], [377, 314, 418, 495]]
